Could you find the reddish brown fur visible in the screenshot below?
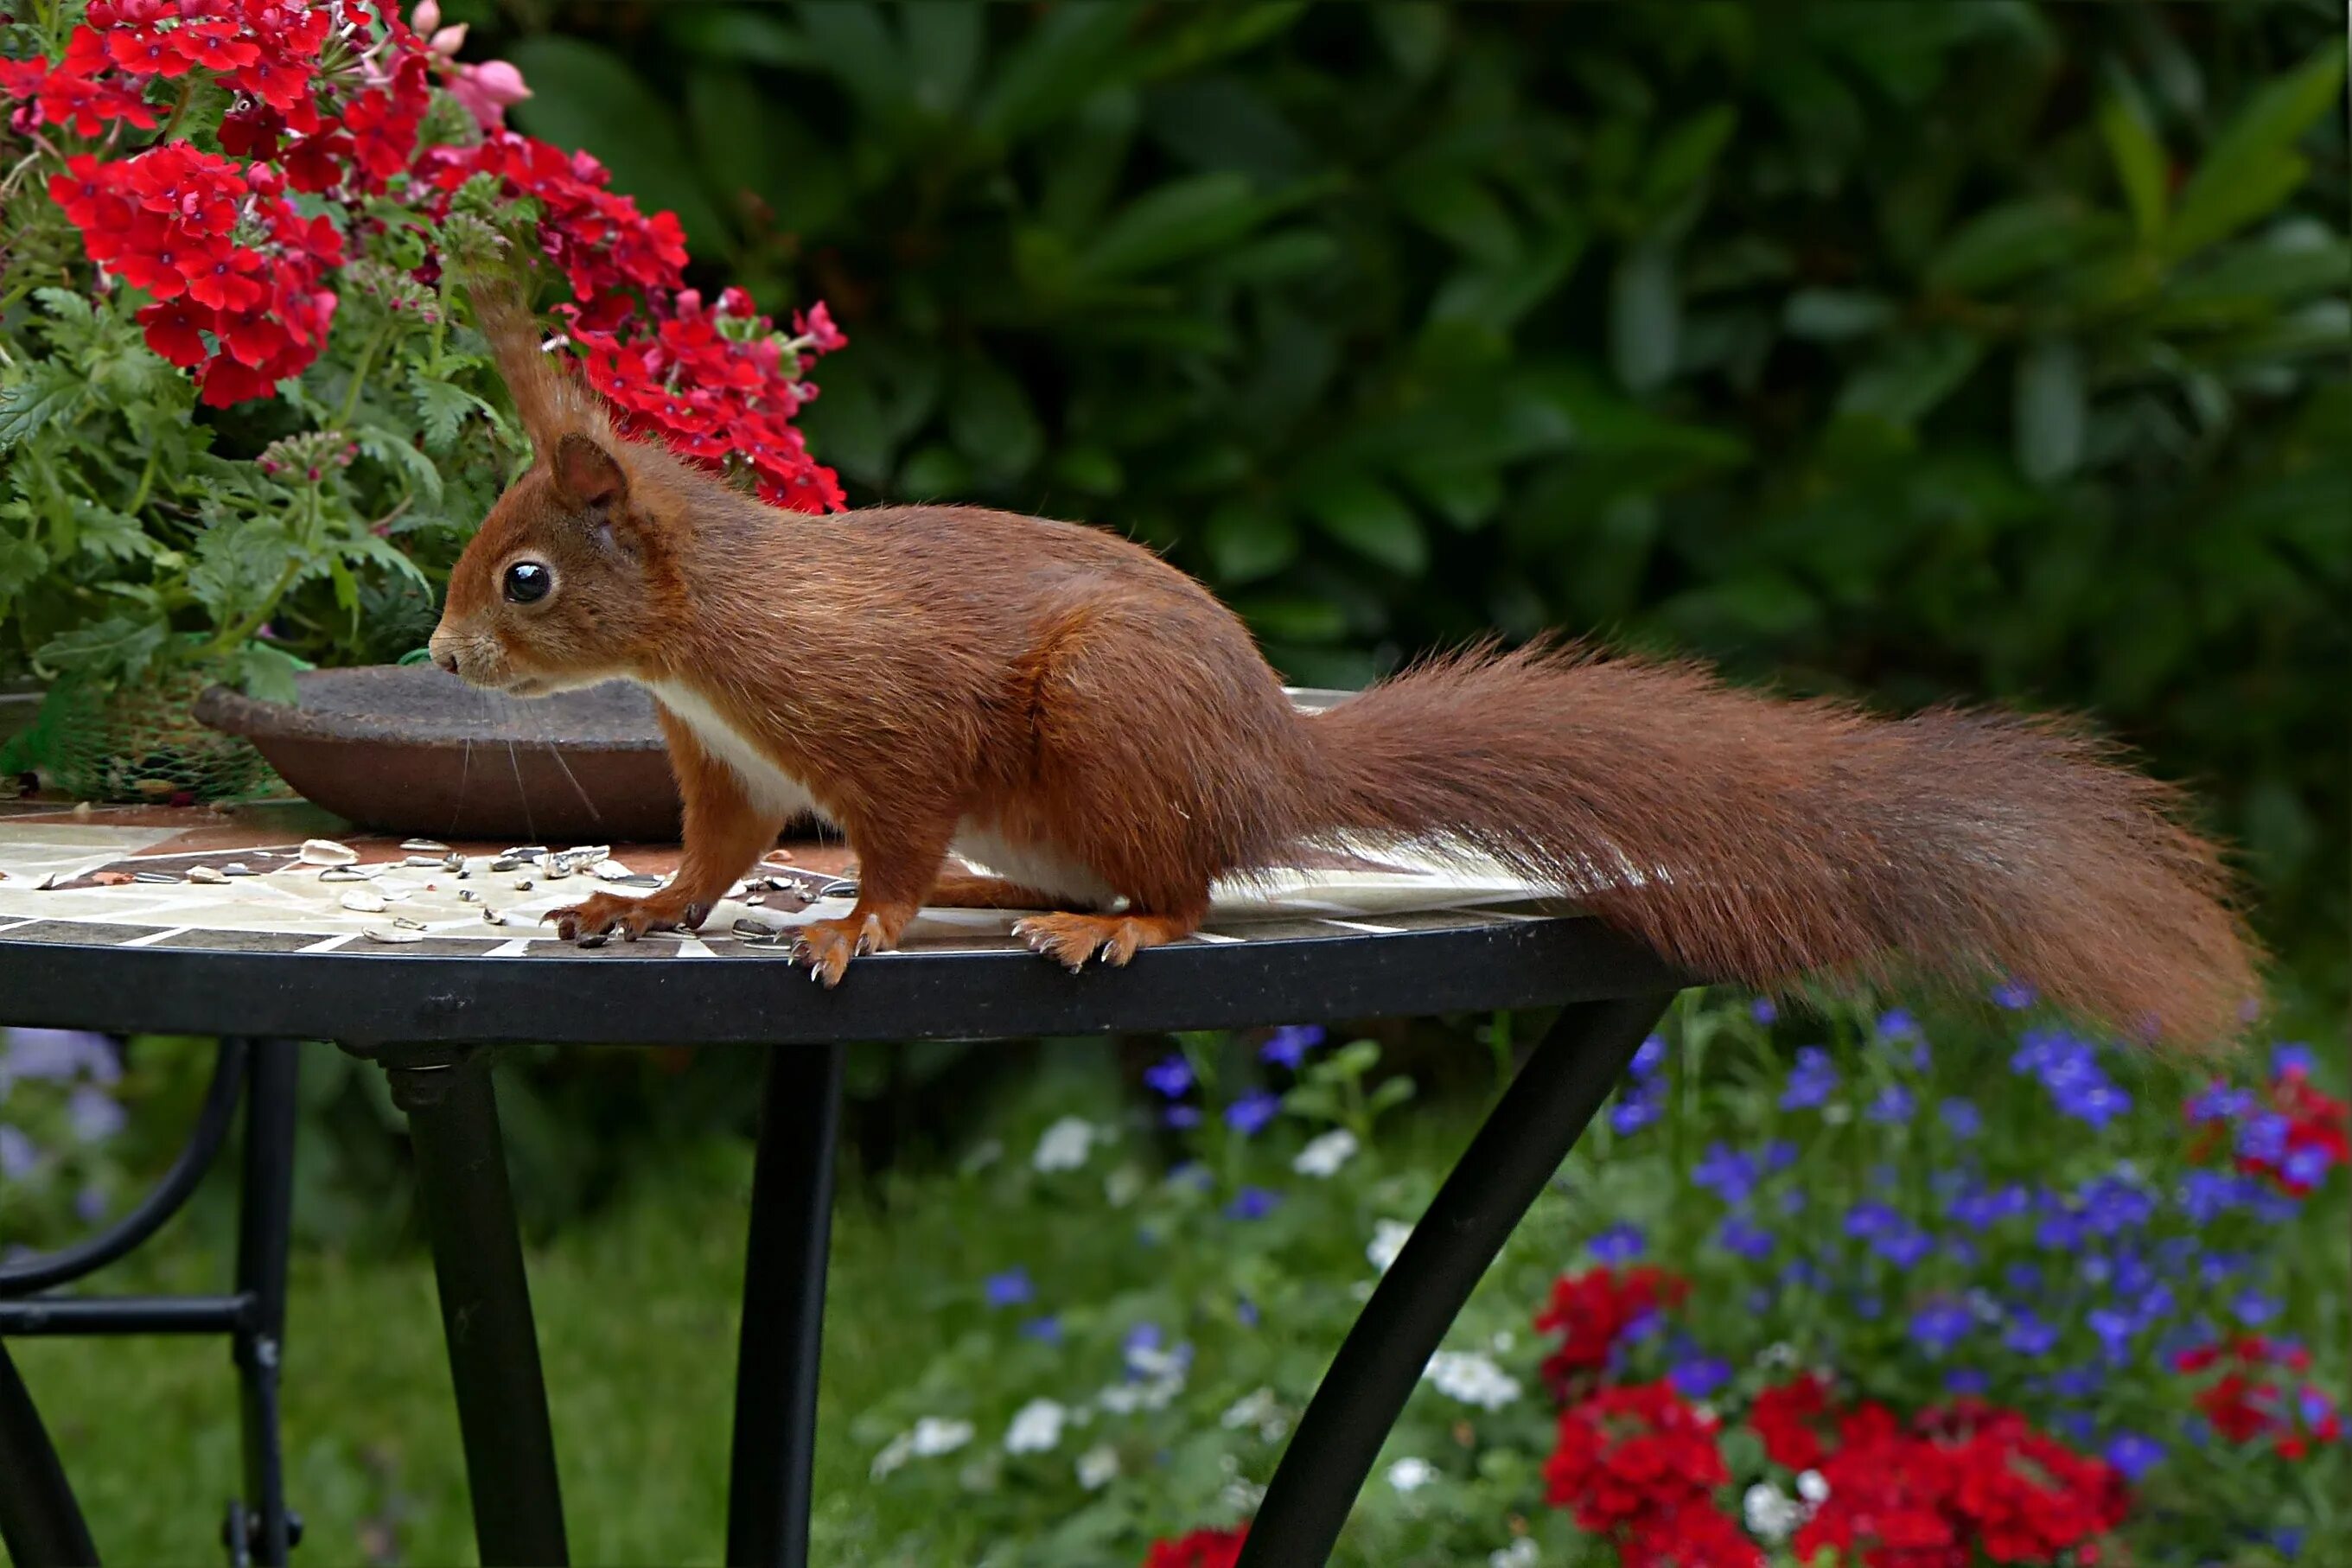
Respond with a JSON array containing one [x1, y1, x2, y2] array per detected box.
[[432, 296, 2259, 1039]]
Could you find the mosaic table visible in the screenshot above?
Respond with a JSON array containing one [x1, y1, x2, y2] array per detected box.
[[0, 794, 1685, 1568]]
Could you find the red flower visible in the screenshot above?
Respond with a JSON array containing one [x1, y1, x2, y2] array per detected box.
[[281, 129, 354, 194], [2174, 1335, 2343, 1459], [1534, 1266, 1690, 1392], [135, 296, 212, 367], [1748, 1373, 1833, 1470], [168, 20, 260, 73], [104, 23, 194, 78], [1142, 1527, 1247, 1568], [1622, 1501, 1764, 1568], [1546, 1381, 1729, 1533]]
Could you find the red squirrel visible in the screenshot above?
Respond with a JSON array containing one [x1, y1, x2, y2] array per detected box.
[[428, 290, 2257, 1045]]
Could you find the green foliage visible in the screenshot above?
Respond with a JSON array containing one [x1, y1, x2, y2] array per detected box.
[[479, 0, 2348, 972]]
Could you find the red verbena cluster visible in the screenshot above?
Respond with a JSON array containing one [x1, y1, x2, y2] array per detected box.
[[1545, 1380, 1758, 1568], [3, 0, 844, 509], [2242, 1063, 2349, 1197], [1533, 1264, 1690, 1393], [2173, 1335, 2343, 1460], [1794, 1396, 2128, 1568], [1139, 1525, 1247, 1568]]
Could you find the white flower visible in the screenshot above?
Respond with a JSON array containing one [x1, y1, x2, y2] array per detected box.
[[1032, 1116, 1100, 1172], [1293, 1128, 1360, 1177], [1104, 1163, 1144, 1207], [870, 1415, 972, 1479], [1075, 1442, 1120, 1490], [1221, 1387, 1278, 1430], [1424, 1350, 1522, 1411], [1756, 1341, 1800, 1369], [959, 1138, 1004, 1174], [1004, 1399, 1067, 1456], [1367, 1218, 1414, 1272], [1098, 1374, 1184, 1414], [1796, 1469, 1831, 1506], [1488, 1539, 1539, 1568], [1221, 1478, 1266, 1513], [1386, 1456, 1436, 1493], [1489, 1329, 1516, 1354], [1743, 1482, 1803, 1543]]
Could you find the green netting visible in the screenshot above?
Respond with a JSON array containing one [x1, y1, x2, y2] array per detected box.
[[0, 672, 284, 803]]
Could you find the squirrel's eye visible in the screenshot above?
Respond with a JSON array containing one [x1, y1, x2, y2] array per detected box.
[[503, 561, 551, 604]]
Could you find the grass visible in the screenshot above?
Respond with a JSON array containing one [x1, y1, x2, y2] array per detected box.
[[11, 1135, 967, 1567]]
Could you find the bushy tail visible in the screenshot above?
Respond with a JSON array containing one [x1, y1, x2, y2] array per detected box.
[[1301, 641, 2258, 1048]]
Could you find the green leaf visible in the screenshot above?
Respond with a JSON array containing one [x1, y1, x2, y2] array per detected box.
[[1394, 170, 1520, 267], [1639, 105, 1738, 209], [1925, 200, 2095, 293], [358, 425, 444, 504], [188, 518, 294, 621], [0, 533, 49, 602], [794, 1, 907, 126], [1371, 3, 1449, 81], [1782, 289, 1896, 341], [1397, 458, 1501, 532], [900, 1, 985, 118], [1232, 592, 1346, 643], [1609, 240, 1680, 394], [0, 362, 88, 451], [974, 3, 1135, 143], [231, 642, 304, 705], [411, 373, 491, 455], [1202, 501, 1297, 584], [664, 7, 816, 67], [947, 357, 1044, 483], [2169, 48, 2345, 261], [1298, 472, 1426, 575], [2014, 338, 2086, 485], [1834, 330, 1984, 427], [1072, 173, 1273, 282], [1366, 1076, 1418, 1114], [67, 500, 153, 564], [2096, 89, 2167, 241], [34, 615, 169, 682], [507, 37, 732, 254]]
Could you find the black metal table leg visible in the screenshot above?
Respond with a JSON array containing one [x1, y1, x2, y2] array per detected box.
[[0, 1338, 100, 1567], [725, 1043, 846, 1568], [231, 1040, 301, 1567], [1236, 993, 1676, 1568], [375, 1045, 568, 1568]]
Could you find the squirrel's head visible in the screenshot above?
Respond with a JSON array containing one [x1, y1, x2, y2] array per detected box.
[[430, 285, 680, 695]]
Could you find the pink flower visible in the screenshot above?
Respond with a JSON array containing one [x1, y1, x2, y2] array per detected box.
[[409, 0, 441, 35], [449, 59, 530, 130]]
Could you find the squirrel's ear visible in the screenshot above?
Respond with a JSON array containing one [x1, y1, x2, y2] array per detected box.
[[551, 431, 628, 510]]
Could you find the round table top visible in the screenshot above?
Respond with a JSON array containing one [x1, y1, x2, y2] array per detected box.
[[0, 795, 1680, 1044]]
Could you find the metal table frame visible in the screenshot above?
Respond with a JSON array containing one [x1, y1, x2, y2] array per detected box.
[[0, 918, 1683, 1567]]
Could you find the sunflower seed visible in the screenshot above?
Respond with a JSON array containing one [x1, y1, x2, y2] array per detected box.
[[400, 838, 449, 854], [188, 864, 229, 884], [490, 857, 524, 872], [133, 870, 180, 883], [393, 915, 425, 930], [458, 889, 481, 902], [402, 856, 444, 868], [363, 924, 424, 944], [732, 918, 786, 940], [513, 877, 535, 891], [222, 863, 254, 876], [590, 859, 634, 881], [340, 889, 388, 913], [318, 867, 373, 883], [506, 845, 549, 862], [299, 838, 358, 866]]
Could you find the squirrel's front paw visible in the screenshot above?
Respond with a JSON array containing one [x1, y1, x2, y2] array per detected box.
[[545, 890, 711, 946], [791, 911, 897, 987]]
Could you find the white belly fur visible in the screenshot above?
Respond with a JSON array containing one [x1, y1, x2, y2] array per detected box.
[[950, 821, 1120, 909], [641, 679, 829, 825]]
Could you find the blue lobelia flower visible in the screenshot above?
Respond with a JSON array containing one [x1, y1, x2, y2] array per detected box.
[[0, 1029, 120, 1087], [1235, 1296, 1259, 1329], [1223, 1091, 1281, 1137], [1781, 1256, 1832, 1292], [1843, 1200, 1900, 1239], [1948, 1182, 2030, 1232], [1939, 1099, 1984, 1139], [2284, 1145, 2336, 1188], [1992, 979, 2036, 1010], [2180, 1170, 2253, 1222], [2232, 1292, 2281, 1326], [1670, 1354, 1733, 1399], [1225, 1187, 1281, 1221], [1609, 1075, 1666, 1135], [1876, 1227, 1933, 1269], [2052, 1365, 2104, 1399], [0, 1124, 37, 1180], [1944, 1368, 1989, 1396], [1259, 1025, 1323, 1070], [1780, 1048, 1839, 1111], [1865, 1084, 1915, 1125], [2003, 1261, 2043, 1295], [2272, 1042, 2314, 1079], [1763, 1139, 1798, 1171], [1750, 998, 1779, 1025], [1630, 1034, 1668, 1079], [1144, 1053, 1195, 1099], [2104, 1431, 2165, 1481], [2186, 1082, 2256, 1125], [2235, 1112, 2291, 1164], [985, 1266, 1035, 1309], [1163, 1105, 1202, 1131], [1718, 1214, 1775, 1260], [2004, 1310, 2059, 1357], [1590, 1223, 1646, 1264], [1909, 1300, 1973, 1356], [2087, 1309, 2138, 1361], [67, 1084, 126, 1143], [1693, 1143, 1762, 1204], [2080, 1175, 2155, 1236], [1019, 1314, 1062, 1344]]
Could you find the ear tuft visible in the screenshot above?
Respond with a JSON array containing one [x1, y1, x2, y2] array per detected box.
[[552, 431, 628, 510]]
